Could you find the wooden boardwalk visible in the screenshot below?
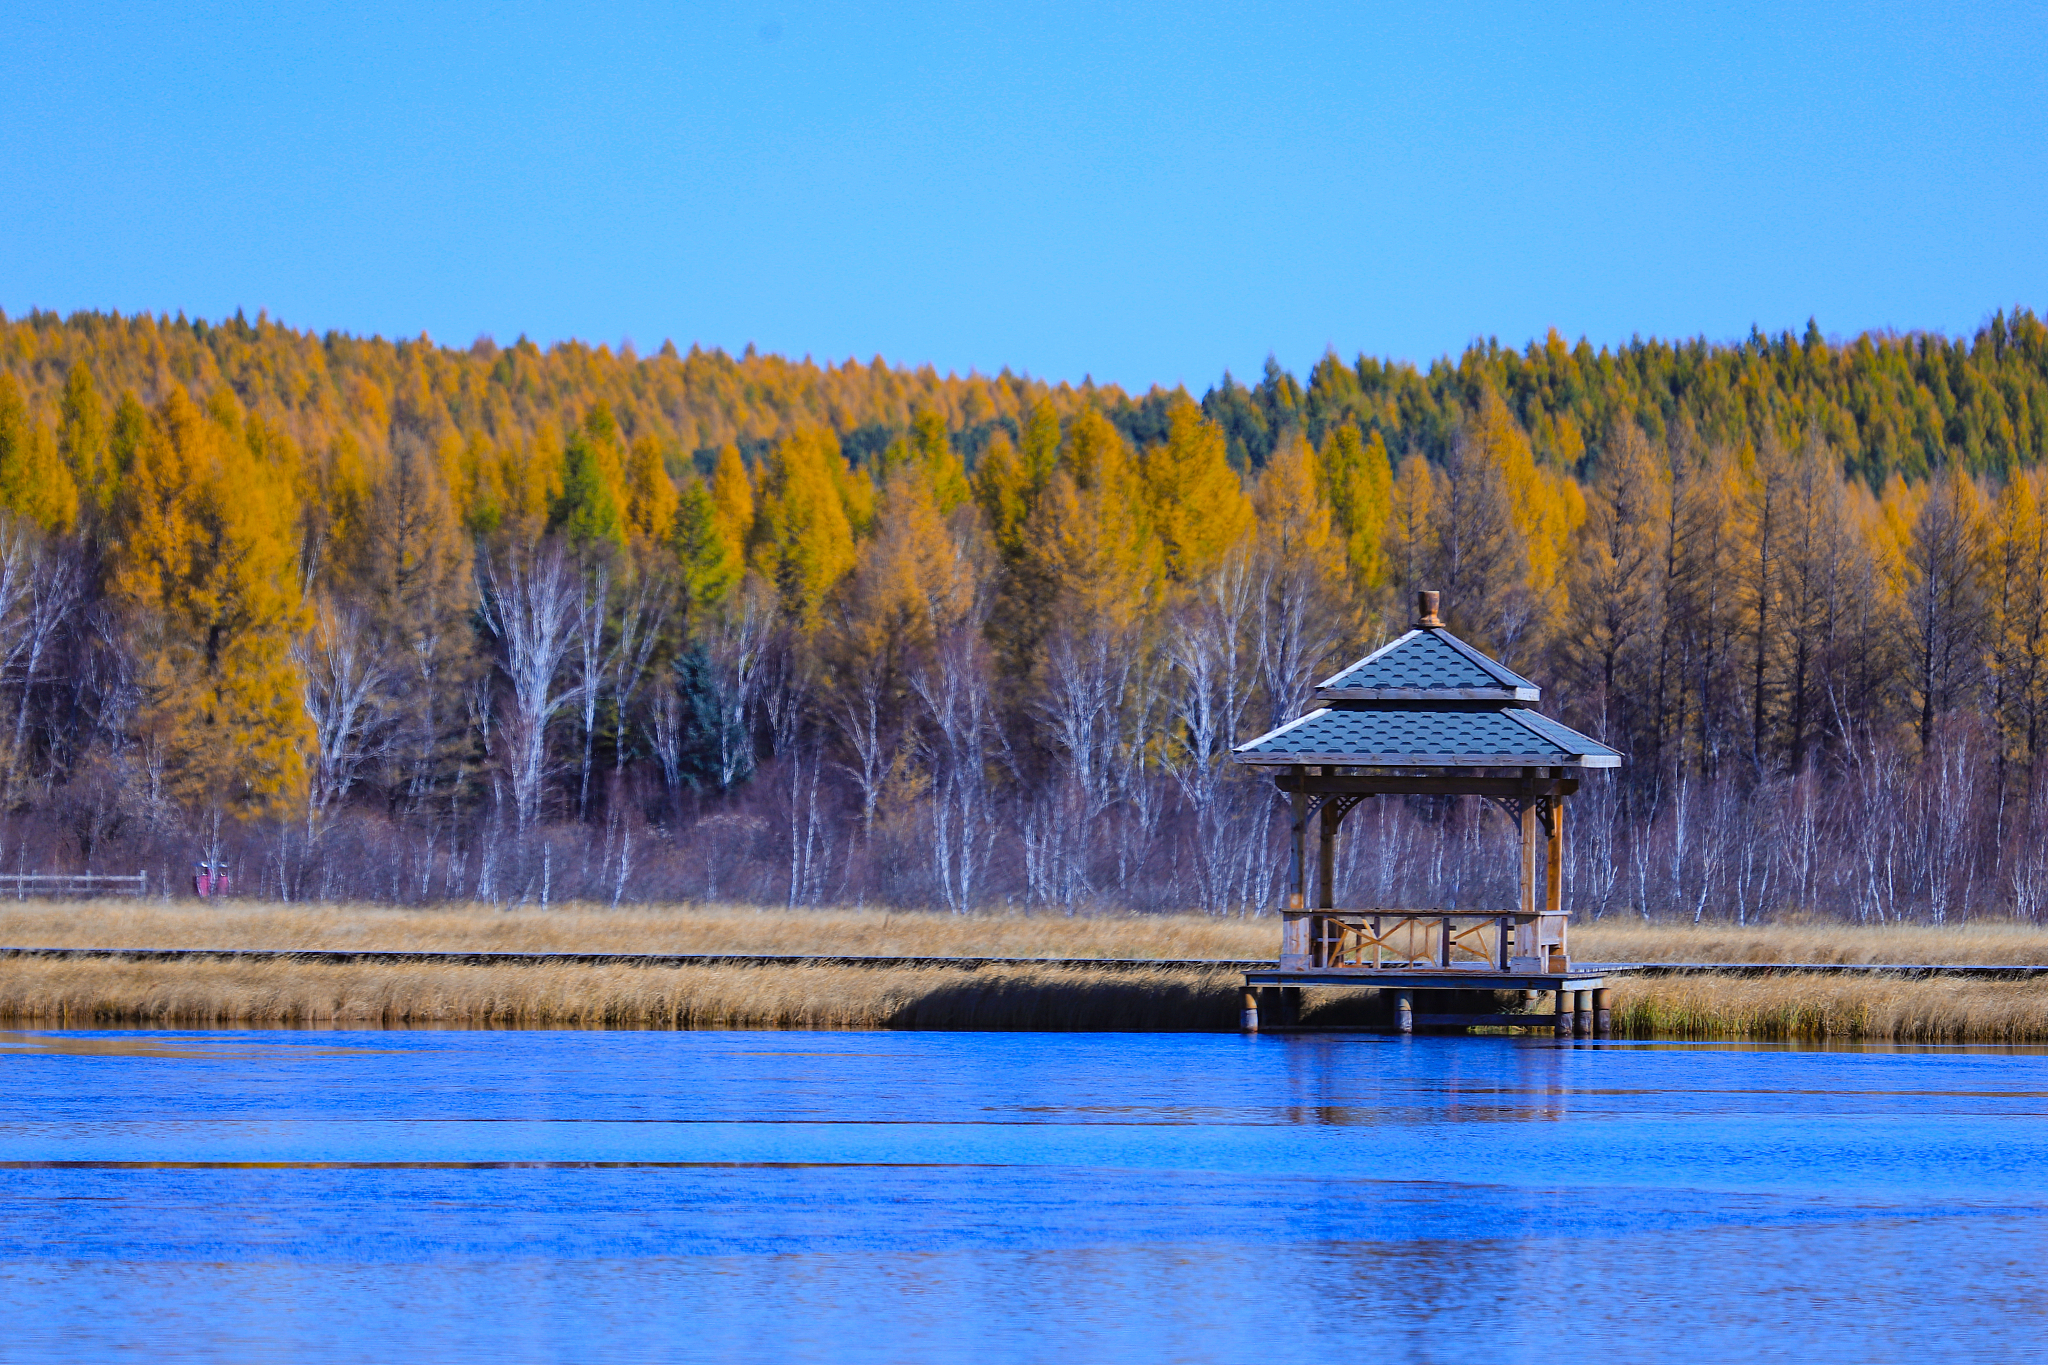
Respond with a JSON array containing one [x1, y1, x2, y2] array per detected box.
[[0, 946, 1270, 973], [4, 945, 2035, 980]]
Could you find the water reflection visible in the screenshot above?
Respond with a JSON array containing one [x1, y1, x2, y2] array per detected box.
[[2, 1029, 2045, 1362]]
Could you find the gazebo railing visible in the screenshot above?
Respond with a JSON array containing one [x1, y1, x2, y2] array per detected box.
[[1279, 909, 1568, 973]]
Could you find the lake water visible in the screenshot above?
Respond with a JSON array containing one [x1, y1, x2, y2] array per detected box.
[[3, 1028, 2045, 1363]]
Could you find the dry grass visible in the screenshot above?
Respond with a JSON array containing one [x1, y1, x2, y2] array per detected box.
[[8, 900, 2046, 965], [0, 900, 1276, 960], [1608, 974, 2048, 1044], [5, 901, 2048, 1038], [0, 955, 1250, 1031], [1578, 920, 2048, 1042], [1573, 918, 2048, 966]]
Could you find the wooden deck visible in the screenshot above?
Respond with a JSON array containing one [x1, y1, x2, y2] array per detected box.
[[1240, 964, 1615, 1037], [1244, 967, 1609, 991]]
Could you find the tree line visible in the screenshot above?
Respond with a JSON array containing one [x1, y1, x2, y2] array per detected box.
[[0, 304, 2043, 920]]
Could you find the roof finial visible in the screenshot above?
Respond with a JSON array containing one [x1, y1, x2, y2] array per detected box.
[[1416, 590, 1442, 628]]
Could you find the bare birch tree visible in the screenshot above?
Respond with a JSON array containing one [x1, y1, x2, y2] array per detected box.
[[294, 596, 393, 823], [476, 538, 581, 828], [607, 565, 669, 781], [705, 576, 775, 788], [1034, 620, 1138, 906], [1165, 548, 1266, 910], [570, 556, 611, 820], [912, 620, 999, 913]]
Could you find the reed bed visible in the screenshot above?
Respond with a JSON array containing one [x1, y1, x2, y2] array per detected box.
[[7, 901, 2047, 965], [1608, 974, 2048, 1044], [4, 901, 2048, 1039], [0, 956, 1258, 1031], [1573, 919, 2048, 966]]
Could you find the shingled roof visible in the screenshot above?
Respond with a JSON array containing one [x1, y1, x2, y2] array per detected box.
[[1315, 628, 1539, 701], [1233, 591, 1622, 770]]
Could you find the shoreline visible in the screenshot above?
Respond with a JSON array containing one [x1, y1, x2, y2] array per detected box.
[[3, 903, 2048, 1040], [5, 953, 2048, 1042]]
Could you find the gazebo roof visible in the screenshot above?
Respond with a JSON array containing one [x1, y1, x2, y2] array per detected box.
[[1233, 701, 1620, 768], [1315, 628, 1539, 701], [1232, 592, 1622, 772]]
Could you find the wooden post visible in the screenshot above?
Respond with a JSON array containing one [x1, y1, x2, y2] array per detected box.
[[1288, 774, 1308, 914], [1553, 989, 1573, 1039], [1395, 988, 1414, 1035], [1316, 800, 1339, 910], [1546, 795, 1566, 917], [1575, 989, 1592, 1037], [1519, 798, 1539, 918], [1240, 987, 1259, 1033], [1594, 987, 1614, 1037]]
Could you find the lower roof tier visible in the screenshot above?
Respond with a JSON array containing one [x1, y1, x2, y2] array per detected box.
[[1232, 700, 1622, 769]]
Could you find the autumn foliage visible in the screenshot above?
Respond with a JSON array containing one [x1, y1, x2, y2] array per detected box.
[[0, 304, 2046, 918]]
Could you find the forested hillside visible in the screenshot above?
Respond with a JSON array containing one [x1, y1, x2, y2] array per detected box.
[[0, 304, 2044, 921]]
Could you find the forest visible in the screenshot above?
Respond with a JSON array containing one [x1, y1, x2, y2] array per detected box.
[[0, 304, 2045, 922]]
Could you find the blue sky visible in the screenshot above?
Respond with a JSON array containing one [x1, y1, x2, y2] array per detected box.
[[2, 1, 2043, 392]]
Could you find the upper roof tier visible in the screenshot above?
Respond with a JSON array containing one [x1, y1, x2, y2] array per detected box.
[[1315, 627, 1539, 701], [1231, 590, 1623, 772]]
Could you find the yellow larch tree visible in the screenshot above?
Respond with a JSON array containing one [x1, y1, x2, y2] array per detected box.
[[305, 428, 375, 585], [1563, 421, 1671, 735], [673, 476, 741, 616], [1142, 399, 1250, 585], [0, 373, 79, 534], [502, 427, 565, 534], [1385, 451, 1438, 602], [1461, 386, 1582, 646], [447, 429, 508, 535], [58, 363, 113, 519], [1254, 434, 1345, 575], [112, 385, 312, 813], [1991, 466, 2048, 775], [751, 423, 857, 624], [825, 467, 976, 830], [971, 430, 1029, 558], [844, 467, 975, 647], [578, 403, 630, 501], [625, 433, 679, 549], [1018, 400, 1061, 492], [908, 408, 970, 514], [1019, 409, 1158, 630], [1316, 422, 1393, 596], [709, 442, 754, 566], [835, 454, 878, 540], [1061, 407, 1125, 495], [1252, 432, 1355, 721]]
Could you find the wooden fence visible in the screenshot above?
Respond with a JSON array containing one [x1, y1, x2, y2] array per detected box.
[[0, 872, 149, 899]]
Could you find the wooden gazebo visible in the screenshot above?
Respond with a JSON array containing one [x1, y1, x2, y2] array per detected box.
[[1230, 590, 1622, 1035]]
